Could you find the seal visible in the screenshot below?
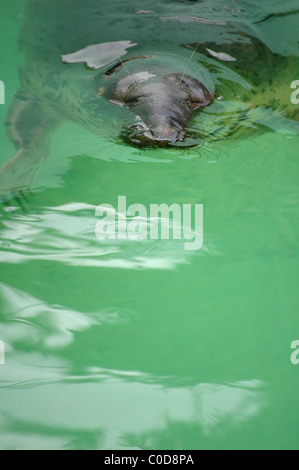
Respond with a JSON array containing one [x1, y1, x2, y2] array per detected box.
[[101, 54, 214, 146]]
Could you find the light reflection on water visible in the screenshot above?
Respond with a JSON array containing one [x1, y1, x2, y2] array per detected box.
[[0, 202, 214, 270], [0, 357, 265, 450], [0, 283, 136, 350]]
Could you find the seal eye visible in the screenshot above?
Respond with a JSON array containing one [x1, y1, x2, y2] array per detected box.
[[125, 95, 139, 105], [112, 76, 139, 103], [112, 72, 157, 103], [188, 101, 203, 111]]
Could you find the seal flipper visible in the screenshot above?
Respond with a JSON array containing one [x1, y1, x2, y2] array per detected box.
[[0, 94, 62, 204], [183, 35, 299, 122], [183, 35, 285, 87]]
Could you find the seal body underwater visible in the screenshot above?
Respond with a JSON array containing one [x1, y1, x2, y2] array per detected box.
[[0, 0, 298, 201]]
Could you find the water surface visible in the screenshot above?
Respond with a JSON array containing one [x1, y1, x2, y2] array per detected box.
[[0, 0, 298, 450]]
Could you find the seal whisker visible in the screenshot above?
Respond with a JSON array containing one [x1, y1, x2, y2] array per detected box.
[[117, 57, 138, 84], [115, 57, 143, 90], [193, 62, 210, 79], [103, 72, 122, 82], [180, 43, 200, 83]]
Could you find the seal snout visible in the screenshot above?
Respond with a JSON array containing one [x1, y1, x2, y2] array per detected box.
[[120, 122, 184, 148], [143, 127, 184, 145]]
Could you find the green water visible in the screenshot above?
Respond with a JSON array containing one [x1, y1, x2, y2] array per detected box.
[[0, 0, 299, 450]]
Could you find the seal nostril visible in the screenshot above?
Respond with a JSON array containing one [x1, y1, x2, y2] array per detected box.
[[146, 125, 174, 141], [152, 129, 183, 144], [120, 123, 188, 148]]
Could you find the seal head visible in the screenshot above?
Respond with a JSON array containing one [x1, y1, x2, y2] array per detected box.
[[106, 61, 214, 147]]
